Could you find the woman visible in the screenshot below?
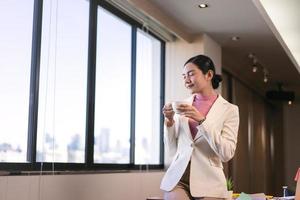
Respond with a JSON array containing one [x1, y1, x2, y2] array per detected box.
[[160, 55, 239, 200]]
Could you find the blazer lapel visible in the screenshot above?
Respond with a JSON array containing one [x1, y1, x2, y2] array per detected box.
[[193, 95, 228, 141], [206, 95, 227, 122]]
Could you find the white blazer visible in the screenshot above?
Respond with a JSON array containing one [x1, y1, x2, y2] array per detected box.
[[160, 94, 239, 198]]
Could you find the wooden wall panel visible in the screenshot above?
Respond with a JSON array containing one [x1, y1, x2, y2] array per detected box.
[[252, 96, 267, 193], [231, 79, 252, 192], [268, 104, 284, 196], [222, 71, 284, 195]]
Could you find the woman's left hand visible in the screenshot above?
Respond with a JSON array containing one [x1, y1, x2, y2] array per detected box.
[[176, 104, 205, 122]]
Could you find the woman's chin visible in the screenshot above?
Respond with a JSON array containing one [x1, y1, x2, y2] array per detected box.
[[189, 89, 198, 94], [187, 87, 198, 93]]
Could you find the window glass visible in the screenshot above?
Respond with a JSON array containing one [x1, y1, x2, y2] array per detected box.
[[94, 7, 132, 163], [0, 0, 34, 162], [37, 0, 89, 163], [135, 30, 161, 164]]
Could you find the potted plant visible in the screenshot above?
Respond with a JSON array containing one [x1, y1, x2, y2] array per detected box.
[[226, 177, 234, 200]]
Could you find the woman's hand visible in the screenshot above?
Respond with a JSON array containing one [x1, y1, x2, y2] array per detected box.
[[176, 104, 205, 122], [163, 103, 175, 127]]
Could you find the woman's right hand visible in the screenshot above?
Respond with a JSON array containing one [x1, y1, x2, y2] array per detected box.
[[163, 103, 175, 127]]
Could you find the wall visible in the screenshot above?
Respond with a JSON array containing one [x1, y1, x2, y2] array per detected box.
[[284, 102, 300, 191], [203, 34, 222, 75], [0, 172, 164, 200]]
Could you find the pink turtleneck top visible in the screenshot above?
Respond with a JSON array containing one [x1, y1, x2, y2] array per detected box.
[[188, 93, 218, 139]]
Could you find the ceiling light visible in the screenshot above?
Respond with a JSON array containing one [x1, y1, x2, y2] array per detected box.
[[252, 65, 258, 73], [288, 100, 292, 105], [198, 4, 208, 8], [231, 36, 240, 41], [252, 58, 258, 72], [248, 53, 272, 84], [248, 53, 254, 59], [263, 68, 268, 83]]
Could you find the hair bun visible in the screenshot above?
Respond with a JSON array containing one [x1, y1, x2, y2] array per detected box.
[[212, 74, 222, 89], [214, 74, 222, 82]]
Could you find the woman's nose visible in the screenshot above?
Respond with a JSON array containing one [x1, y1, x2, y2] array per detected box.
[[184, 76, 191, 83]]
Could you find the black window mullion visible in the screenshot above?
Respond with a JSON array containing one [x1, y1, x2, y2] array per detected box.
[[130, 26, 137, 165], [27, 0, 44, 166], [159, 42, 166, 165], [85, 0, 98, 166]]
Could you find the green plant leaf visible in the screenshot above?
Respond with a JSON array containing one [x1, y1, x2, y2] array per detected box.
[[226, 177, 234, 191]]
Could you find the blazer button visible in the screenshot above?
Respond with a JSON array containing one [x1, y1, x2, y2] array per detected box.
[[190, 143, 194, 148]]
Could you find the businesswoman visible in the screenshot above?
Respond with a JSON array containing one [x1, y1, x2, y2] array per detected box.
[[160, 55, 239, 200]]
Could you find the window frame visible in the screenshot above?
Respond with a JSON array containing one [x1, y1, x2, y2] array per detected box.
[[0, 0, 165, 172]]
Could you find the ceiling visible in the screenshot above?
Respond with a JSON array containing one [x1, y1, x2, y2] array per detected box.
[[129, 0, 300, 101]]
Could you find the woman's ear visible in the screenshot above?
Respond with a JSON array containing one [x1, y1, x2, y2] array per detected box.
[[206, 70, 214, 81]]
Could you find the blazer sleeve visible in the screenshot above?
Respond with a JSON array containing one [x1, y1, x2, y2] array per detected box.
[[164, 115, 179, 159], [197, 105, 239, 162]]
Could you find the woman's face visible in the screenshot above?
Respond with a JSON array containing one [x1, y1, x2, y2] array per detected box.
[[182, 62, 213, 94]]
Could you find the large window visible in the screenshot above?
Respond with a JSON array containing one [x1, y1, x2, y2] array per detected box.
[[93, 6, 164, 165], [36, 0, 89, 163], [135, 30, 161, 164], [94, 7, 132, 163], [0, 0, 34, 162], [0, 0, 164, 170]]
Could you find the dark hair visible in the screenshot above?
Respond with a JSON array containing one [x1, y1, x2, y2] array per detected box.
[[184, 54, 222, 89]]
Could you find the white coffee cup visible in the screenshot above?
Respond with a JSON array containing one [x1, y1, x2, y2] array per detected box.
[[172, 101, 188, 114]]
